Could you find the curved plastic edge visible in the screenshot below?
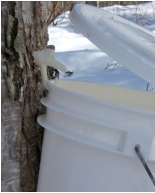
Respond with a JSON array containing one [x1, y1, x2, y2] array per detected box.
[[69, 4, 155, 85]]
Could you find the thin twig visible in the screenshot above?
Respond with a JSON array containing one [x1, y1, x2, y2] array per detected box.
[[47, 1, 59, 24], [47, 1, 74, 26]]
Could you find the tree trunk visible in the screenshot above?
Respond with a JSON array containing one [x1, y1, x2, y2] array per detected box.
[[1, 1, 49, 191]]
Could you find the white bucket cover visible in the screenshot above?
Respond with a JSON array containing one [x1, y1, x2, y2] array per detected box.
[[70, 4, 155, 85]]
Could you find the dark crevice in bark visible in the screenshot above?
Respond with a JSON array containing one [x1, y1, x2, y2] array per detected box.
[[10, 17, 19, 61], [8, 1, 19, 61], [8, 1, 16, 16], [13, 66, 24, 101], [2, 3, 8, 49]]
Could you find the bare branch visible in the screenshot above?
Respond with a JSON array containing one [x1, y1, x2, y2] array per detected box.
[[47, 1, 74, 26], [47, 1, 59, 24]]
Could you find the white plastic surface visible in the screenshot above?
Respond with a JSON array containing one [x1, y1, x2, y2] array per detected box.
[[37, 79, 155, 191], [32, 49, 66, 89], [70, 4, 155, 85], [38, 80, 155, 160], [37, 129, 155, 192]]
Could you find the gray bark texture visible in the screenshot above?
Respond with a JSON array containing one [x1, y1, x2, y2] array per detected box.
[[1, 1, 49, 191]]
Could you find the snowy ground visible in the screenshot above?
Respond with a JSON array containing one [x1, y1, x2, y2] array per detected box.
[[48, 2, 155, 92]]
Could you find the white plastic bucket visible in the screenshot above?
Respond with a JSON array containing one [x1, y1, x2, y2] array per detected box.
[[37, 80, 155, 191]]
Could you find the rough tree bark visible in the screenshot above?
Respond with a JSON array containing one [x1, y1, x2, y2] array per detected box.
[[1, 1, 49, 191]]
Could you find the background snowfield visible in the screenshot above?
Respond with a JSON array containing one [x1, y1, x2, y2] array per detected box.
[[48, 2, 155, 92]]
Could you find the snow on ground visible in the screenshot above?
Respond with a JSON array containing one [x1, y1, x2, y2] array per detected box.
[[48, 1, 155, 92]]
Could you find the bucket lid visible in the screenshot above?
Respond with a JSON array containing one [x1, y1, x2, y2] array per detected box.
[[70, 4, 155, 85]]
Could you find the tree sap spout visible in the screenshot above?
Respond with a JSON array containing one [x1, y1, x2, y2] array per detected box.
[[33, 49, 66, 90]]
